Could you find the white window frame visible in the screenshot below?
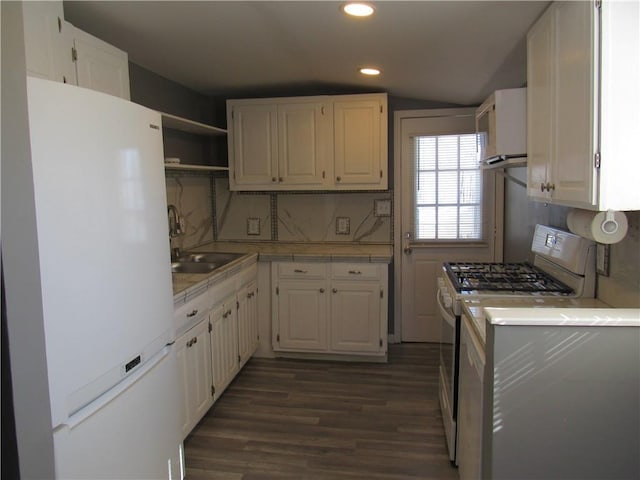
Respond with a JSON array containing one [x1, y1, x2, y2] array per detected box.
[[413, 133, 483, 241]]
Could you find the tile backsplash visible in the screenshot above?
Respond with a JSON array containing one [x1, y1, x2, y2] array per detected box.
[[165, 174, 214, 251], [597, 210, 640, 307], [167, 175, 392, 247]]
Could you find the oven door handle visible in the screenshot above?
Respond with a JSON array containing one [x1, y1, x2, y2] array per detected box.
[[437, 288, 456, 328]]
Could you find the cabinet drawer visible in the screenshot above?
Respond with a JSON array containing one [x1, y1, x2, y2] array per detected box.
[[277, 262, 327, 279], [331, 263, 380, 280], [174, 292, 211, 335]]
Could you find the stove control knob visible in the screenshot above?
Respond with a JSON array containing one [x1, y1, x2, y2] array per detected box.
[[442, 294, 452, 308]]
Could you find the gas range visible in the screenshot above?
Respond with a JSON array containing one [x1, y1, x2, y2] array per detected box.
[[437, 224, 597, 464], [444, 261, 574, 295]]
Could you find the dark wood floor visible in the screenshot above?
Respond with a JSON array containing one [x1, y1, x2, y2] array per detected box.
[[184, 343, 459, 480]]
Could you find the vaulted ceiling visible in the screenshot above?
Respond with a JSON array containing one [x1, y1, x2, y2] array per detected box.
[[64, 1, 549, 105]]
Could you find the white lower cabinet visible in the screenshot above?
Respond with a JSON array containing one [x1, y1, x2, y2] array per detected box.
[[272, 261, 388, 358], [237, 281, 259, 368], [174, 258, 258, 439], [209, 294, 239, 402], [176, 319, 213, 439]]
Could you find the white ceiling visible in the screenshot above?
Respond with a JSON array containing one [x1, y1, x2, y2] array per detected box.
[[63, 1, 550, 106]]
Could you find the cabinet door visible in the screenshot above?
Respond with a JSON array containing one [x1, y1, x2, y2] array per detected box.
[[275, 279, 328, 352], [22, 1, 76, 84], [210, 299, 239, 401], [334, 95, 387, 189], [175, 331, 191, 438], [526, 6, 554, 202], [229, 103, 278, 188], [176, 319, 213, 439], [278, 102, 330, 187], [73, 27, 130, 100], [237, 281, 258, 367], [330, 281, 382, 353], [551, 1, 597, 207]]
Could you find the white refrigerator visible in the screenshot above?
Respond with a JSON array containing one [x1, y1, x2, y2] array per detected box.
[[26, 77, 183, 479]]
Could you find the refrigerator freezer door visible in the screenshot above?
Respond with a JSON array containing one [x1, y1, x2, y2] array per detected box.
[[53, 346, 183, 479], [26, 77, 175, 428]]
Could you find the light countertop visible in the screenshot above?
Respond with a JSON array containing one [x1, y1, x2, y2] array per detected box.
[[190, 241, 392, 262], [172, 242, 392, 299], [462, 297, 611, 346]]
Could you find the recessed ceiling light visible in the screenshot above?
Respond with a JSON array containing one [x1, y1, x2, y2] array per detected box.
[[359, 67, 381, 76], [342, 2, 375, 17]]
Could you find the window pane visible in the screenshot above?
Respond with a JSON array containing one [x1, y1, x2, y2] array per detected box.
[[416, 171, 436, 204], [437, 206, 458, 239], [459, 205, 481, 238], [460, 170, 480, 203], [459, 135, 477, 169], [438, 136, 459, 169], [416, 137, 436, 170], [416, 206, 436, 239], [438, 171, 458, 204]]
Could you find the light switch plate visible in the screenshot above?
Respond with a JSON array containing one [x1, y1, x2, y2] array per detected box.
[[336, 217, 350, 235], [374, 199, 391, 217], [247, 218, 260, 236]]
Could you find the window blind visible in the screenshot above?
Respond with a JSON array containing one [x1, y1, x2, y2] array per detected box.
[[414, 134, 482, 240]]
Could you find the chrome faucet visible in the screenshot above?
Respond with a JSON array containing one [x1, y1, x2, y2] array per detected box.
[[167, 204, 183, 260], [167, 204, 182, 237]]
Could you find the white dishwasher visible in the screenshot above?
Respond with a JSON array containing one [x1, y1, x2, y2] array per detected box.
[[457, 311, 484, 480]]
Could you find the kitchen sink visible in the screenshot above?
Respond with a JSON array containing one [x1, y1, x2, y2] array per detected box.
[[170, 252, 244, 274], [171, 262, 219, 274], [176, 252, 244, 265]]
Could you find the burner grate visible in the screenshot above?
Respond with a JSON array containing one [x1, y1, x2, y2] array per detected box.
[[444, 262, 574, 294]]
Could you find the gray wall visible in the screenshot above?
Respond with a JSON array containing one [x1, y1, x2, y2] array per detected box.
[[1, 2, 56, 477]]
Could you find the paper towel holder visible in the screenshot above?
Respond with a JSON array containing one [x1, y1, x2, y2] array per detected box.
[[601, 210, 619, 235]]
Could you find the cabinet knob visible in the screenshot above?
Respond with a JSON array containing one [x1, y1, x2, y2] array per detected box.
[[193, 336, 198, 345], [319, 288, 325, 293], [548, 183, 555, 192], [332, 288, 338, 293], [348, 270, 361, 275], [272, 177, 277, 182], [336, 176, 341, 182], [278, 177, 283, 182], [540, 182, 546, 192], [187, 309, 198, 318]]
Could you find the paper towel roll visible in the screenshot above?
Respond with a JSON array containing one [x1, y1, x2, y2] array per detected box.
[[567, 209, 628, 244]]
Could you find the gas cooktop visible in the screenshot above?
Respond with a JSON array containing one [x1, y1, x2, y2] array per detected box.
[[444, 262, 574, 294]]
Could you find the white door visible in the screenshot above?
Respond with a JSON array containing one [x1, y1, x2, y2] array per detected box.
[[394, 109, 503, 342]]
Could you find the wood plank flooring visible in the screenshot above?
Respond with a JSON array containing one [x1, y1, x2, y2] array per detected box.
[[184, 343, 459, 480]]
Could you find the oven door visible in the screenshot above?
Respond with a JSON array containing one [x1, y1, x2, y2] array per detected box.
[[437, 280, 458, 462]]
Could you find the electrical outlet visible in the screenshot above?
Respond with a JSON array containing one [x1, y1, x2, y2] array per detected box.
[[336, 217, 350, 235], [374, 199, 391, 217], [247, 218, 260, 236]]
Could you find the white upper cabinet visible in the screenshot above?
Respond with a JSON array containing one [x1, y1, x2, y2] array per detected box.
[[22, 1, 130, 100], [227, 93, 387, 191], [334, 95, 387, 189], [72, 27, 130, 100], [22, 1, 75, 84], [228, 99, 330, 189], [527, 0, 640, 211]]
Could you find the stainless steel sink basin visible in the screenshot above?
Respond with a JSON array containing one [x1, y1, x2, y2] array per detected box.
[[171, 262, 218, 274], [171, 252, 244, 274], [176, 252, 244, 265]]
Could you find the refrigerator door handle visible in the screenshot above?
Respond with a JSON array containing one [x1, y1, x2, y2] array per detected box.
[[59, 346, 172, 431]]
